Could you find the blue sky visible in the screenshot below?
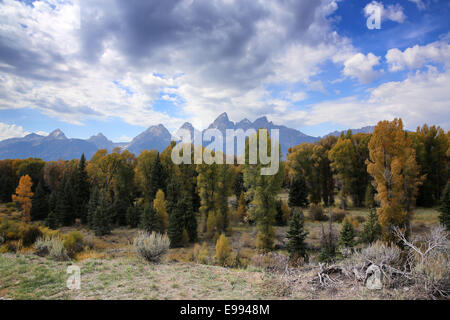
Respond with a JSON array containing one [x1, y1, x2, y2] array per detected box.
[[0, 0, 449, 141]]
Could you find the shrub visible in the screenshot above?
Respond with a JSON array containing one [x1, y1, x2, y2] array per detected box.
[[134, 231, 170, 263], [197, 242, 210, 264], [20, 225, 43, 247], [249, 252, 290, 273], [34, 236, 69, 261], [64, 231, 84, 258], [308, 204, 328, 221], [240, 233, 254, 248], [216, 233, 232, 266], [331, 209, 346, 223], [0, 233, 4, 245]]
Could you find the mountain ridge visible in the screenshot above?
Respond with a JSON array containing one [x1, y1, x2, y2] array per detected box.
[[0, 114, 375, 161]]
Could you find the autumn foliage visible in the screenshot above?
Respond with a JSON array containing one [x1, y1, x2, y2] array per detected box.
[[12, 175, 34, 222]]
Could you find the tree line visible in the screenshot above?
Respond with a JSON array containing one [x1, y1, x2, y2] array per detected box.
[[1, 120, 449, 252]]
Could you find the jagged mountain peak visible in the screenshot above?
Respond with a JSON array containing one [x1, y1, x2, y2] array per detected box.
[[47, 129, 67, 140]]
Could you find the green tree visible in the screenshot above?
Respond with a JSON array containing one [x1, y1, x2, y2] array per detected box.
[[75, 154, 90, 223], [286, 209, 308, 260], [87, 187, 99, 229], [140, 202, 159, 233], [439, 182, 450, 231], [126, 203, 141, 228], [148, 152, 164, 200], [30, 180, 49, 221], [244, 130, 284, 250], [339, 218, 356, 248], [288, 175, 308, 208], [92, 190, 112, 236], [168, 201, 185, 248], [360, 208, 382, 243]]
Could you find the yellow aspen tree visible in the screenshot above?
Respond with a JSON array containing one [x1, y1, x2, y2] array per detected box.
[[366, 119, 423, 239], [12, 174, 34, 222], [153, 189, 168, 232]]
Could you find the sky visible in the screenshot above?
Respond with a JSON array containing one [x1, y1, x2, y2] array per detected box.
[[0, 0, 449, 142]]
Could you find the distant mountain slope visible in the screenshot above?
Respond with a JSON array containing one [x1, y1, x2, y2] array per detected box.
[[125, 124, 172, 155], [200, 112, 318, 157], [324, 126, 375, 137], [0, 129, 98, 161], [0, 114, 374, 161]]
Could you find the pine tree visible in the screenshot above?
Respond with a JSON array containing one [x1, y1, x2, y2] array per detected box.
[[45, 191, 58, 229], [288, 175, 308, 208], [339, 218, 356, 248], [12, 175, 33, 222], [76, 154, 90, 223], [233, 171, 244, 199], [182, 192, 198, 242], [318, 219, 338, 263], [126, 203, 141, 228], [87, 187, 99, 229], [56, 176, 75, 226], [30, 180, 49, 221], [168, 201, 185, 248], [112, 188, 129, 226], [148, 152, 164, 201], [360, 208, 382, 243], [92, 190, 111, 236], [140, 202, 159, 233], [439, 182, 450, 231], [286, 209, 308, 260]]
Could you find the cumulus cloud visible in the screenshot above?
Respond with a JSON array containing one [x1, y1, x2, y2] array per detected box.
[[343, 53, 381, 84], [386, 41, 450, 71], [303, 67, 450, 130], [0, 122, 47, 140], [364, 1, 406, 24], [0, 0, 357, 130]]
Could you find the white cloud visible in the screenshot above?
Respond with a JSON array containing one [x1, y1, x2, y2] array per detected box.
[[386, 41, 450, 71], [0, 0, 360, 131], [0, 122, 47, 140], [303, 67, 450, 130], [408, 0, 426, 10], [364, 1, 406, 24], [343, 53, 381, 84]]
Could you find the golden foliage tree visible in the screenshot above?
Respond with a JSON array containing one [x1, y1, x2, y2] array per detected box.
[[215, 233, 231, 266], [153, 189, 168, 232], [366, 119, 423, 238], [12, 174, 34, 222]]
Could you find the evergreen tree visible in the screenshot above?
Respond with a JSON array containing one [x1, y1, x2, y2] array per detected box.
[[233, 171, 244, 199], [45, 191, 58, 228], [182, 192, 198, 242], [339, 218, 356, 248], [76, 154, 90, 223], [126, 203, 141, 228], [318, 219, 338, 263], [148, 152, 164, 201], [286, 209, 309, 260], [92, 190, 111, 236], [87, 187, 100, 229], [55, 176, 74, 226], [140, 202, 159, 232], [275, 200, 284, 226], [168, 200, 185, 248], [30, 180, 49, 221], [439, 182, 450, 231], [112, 188, 130, 226], [360, 208, 382, 243], [288, 175, 308, 208]]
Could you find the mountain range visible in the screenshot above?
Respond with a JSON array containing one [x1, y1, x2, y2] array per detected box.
[[0, 113, 374, 161]]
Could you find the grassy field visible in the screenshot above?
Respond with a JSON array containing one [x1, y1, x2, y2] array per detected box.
[[0, 203, 442, 300]]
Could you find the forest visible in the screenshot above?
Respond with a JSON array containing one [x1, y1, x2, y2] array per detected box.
[[0, 118, 449, 300]]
